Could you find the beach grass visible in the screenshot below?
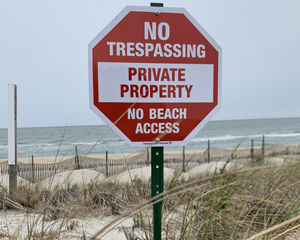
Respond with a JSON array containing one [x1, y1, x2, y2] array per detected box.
[[0, 152, 300, 239]]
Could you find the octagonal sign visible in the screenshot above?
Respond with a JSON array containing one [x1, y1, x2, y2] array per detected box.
[[89, 6, 222, 147]]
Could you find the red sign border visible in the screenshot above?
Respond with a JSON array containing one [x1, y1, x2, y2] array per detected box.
[[88, 6, 222, 147]]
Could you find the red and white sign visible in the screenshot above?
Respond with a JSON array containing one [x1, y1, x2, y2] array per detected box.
[[89, 6, 222, 147]]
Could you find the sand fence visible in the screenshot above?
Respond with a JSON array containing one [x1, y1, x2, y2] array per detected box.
[[0, 144, 299, 184]]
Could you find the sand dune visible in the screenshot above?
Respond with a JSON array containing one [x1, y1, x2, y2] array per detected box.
[[106, 166, 175, 183], [39, 169, 105, 189], [179, 161, 241, 181], [0, 175, 29, 189]]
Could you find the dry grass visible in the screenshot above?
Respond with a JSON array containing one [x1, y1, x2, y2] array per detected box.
[[0, 156, 300, 239]]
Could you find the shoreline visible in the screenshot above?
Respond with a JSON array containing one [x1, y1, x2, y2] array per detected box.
[[1, 149, 207, 164], [0, 144, 299, 164]]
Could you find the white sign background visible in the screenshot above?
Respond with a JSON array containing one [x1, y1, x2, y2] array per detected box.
[[98, 62, 213, 103]]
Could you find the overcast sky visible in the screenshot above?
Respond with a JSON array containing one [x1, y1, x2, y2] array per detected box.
[[0, 0, 300, 128]]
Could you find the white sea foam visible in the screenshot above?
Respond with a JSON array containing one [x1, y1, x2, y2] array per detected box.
[[72, 142, 96, 146], [191, 132, 300, 143], [191, 135, 241, 142], [264, 133, 300, 138], [18, 143, 57, 148]]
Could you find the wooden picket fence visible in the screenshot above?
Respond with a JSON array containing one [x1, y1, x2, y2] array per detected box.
[[1, 142, 300, 183], [0, 151, 205, 182]]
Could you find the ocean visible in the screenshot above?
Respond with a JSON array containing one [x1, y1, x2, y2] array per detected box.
[[0, 117, 300, 159]]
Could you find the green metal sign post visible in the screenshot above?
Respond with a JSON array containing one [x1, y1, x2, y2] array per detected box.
[[150, 2, 163, 7], [150, 4, 164, 239], [151, 146, 164, 240]]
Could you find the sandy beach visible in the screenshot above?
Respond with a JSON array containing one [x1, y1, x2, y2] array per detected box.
[[0, 144, 300, 239], [2, 143, 299, 164], [1, 156, 300, 239], [1, 144, 299, 183]]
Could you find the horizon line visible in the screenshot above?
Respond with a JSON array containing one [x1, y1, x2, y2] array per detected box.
[[1, 116, 300, 130]]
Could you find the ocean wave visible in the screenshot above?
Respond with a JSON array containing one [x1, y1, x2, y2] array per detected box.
[[72, 140, 126, 147], [18, 143, 57, 148], [264, 133, 300, 138], [72, 142, 96, 146], [191, 135, 245, 143], [191, 132, 300, 143]]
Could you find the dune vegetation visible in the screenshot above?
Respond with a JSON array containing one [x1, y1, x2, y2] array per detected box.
[[0, 152, 300, 239]]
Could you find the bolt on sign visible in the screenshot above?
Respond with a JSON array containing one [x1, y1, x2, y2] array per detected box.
[[89, 6, 222, 146]]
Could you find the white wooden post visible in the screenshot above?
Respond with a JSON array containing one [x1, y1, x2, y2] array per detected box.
[[8, 84, 17, 194], [182, 146, 186, 172]]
